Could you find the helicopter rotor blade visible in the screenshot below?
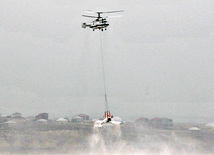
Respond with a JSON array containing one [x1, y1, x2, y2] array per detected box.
[[82, 15, 97, 18], [100, 10, 124, 14], [85, 10, 96, 14], [106, 15, 122, 18]]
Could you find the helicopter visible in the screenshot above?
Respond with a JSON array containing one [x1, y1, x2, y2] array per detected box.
[[82, 10, 124, 31]]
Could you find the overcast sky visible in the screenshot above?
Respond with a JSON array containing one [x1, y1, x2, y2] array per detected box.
[[0, 0, 214, 121]]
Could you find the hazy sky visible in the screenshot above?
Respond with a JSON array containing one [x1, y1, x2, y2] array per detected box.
[[0, 0, 214, 121]]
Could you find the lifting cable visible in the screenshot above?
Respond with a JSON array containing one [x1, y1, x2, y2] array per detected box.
[[99, 31, 109, 112]]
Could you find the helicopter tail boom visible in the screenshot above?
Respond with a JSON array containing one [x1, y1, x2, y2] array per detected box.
[[82, 23, 89, 28]]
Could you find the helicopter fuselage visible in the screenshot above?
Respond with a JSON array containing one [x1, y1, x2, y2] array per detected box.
[[82, 20, 109, 31]]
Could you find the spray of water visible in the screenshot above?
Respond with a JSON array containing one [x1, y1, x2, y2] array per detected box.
[[86, 125, 211, 155]]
